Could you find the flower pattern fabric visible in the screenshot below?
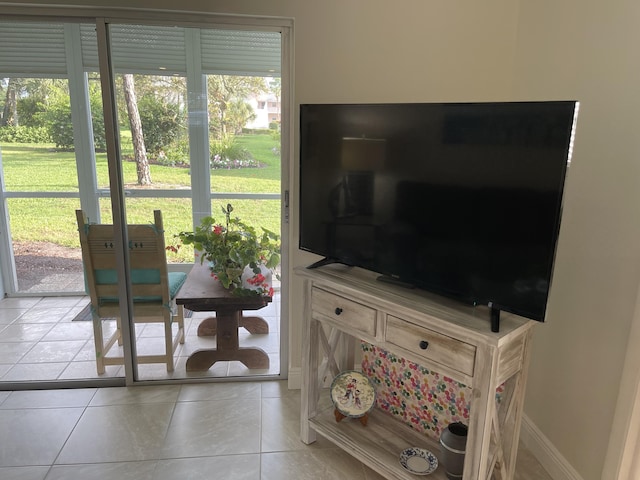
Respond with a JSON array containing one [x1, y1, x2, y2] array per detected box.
[[361, 342, 504, 440], [361, 342, 471, 440]]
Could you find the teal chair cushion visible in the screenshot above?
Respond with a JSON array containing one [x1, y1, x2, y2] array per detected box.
[[167, 271, 187, 298], [95, 269, 187, 304]]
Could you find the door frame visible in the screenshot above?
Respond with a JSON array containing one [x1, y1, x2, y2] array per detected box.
[[0, 6, 293, 386]]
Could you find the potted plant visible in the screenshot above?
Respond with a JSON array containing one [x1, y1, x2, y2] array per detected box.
[[174, 203, 280, 297]]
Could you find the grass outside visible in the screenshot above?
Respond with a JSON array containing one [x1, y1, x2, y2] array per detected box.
[[0, 133, 281, 264]]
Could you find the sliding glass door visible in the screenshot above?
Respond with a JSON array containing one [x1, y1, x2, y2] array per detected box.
[[99, 21, 283, 382], [0, 13, 288, 385], [0, 21, 120, 384]]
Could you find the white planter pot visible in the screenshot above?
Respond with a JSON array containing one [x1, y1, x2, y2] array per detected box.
[[241, 264, 273, 293]]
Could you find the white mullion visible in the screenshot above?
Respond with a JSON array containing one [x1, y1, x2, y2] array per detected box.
[[64, 23, 100, 222], [185, 27, 211, 229]]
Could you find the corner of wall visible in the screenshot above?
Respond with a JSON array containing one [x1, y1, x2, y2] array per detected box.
[[520, 414, 585, 480]]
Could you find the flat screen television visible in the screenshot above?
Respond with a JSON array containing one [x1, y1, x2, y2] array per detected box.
[[299, 101, 579, 330]]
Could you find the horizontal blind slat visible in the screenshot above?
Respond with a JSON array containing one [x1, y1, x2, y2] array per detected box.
[[0, 22, 67, 75], [1, 22, 281, 77]]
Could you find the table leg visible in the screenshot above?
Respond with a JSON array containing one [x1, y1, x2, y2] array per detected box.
[[196, 316, 217, 336], [187, 310, 270, 371], [240, 315, 269, 334], [197, 315, 269, 336]]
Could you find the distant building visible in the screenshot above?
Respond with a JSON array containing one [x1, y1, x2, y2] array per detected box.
[[245, 92, 281, 129]]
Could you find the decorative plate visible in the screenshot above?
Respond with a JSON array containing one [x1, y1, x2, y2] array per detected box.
[[330, 370, 376, 418], [399, 447, 438, 475]]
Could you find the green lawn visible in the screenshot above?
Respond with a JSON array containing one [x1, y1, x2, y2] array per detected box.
[[0, 133, 281, 263]]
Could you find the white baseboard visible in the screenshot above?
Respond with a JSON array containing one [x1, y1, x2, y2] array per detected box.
[[520, 414, 584, 480]]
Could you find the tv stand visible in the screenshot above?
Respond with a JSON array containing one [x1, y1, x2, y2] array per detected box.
[[297, 264, 536, 480], [376, 274, 415, 289]]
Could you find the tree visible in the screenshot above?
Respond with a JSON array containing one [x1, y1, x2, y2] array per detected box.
[[122, 74, 151, 185], [227, 99, 257, 135], [1, 78, 20, 126], [268, 77, 281, 104], [207, 75, 266, 138]]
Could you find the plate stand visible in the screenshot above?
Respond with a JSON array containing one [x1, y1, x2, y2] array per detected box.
[[334, 408, 369, 426]]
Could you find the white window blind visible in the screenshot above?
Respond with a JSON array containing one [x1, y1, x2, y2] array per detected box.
[[0, 22, 67, 76], [80, 24, 187, 75], [200, 29, 281, 76], [0, 21, 280, 77]]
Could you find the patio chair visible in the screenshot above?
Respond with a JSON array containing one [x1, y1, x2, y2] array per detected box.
[[76, 209, 186, 374]]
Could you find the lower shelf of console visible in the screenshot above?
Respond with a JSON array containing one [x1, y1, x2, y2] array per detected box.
[[309, 405, 449, 479]]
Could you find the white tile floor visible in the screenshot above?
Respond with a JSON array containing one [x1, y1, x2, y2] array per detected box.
[[0, 296, 554, 479], [0, 294, 282, 383], [0, 381, 553, 480]]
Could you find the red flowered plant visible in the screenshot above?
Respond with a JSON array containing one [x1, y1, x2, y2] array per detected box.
[[174, 203, 280, 297], [165, 244, 180, 254]]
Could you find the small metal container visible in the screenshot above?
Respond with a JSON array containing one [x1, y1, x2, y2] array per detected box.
[[439, 422, 468, 480]]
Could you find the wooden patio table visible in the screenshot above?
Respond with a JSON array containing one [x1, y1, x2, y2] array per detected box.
[[176, 262, 271, 371]]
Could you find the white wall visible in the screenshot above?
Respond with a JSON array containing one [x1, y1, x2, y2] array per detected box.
[[512, 1, 640, 478], [181, 0, 521, 404], [6, 1, 637, 478]]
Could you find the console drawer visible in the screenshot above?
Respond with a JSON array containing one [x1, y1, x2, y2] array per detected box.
[[311, 287, 377, 337], [386, 315, 476, 376]]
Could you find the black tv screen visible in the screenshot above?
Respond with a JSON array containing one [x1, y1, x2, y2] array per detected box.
[[299, 101, 578, 323]]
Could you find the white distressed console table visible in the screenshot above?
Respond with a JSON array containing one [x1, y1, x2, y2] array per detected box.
[[298, 264, 536, 480]]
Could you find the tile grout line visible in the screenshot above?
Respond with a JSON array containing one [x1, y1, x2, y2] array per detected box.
[[42, 386, 100, 472]]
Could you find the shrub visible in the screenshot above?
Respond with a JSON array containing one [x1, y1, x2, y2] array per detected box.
[[43, 101, 73, 149], [40, 88, 106, 151], [160, 137, 190, 166], [0, 126, 52, 143], [17, 97, 46, 128], [90, 101, 107, 152], [138, 96, 184, 155], [242, 127, 271, 135], [210, 134, 252, 162]]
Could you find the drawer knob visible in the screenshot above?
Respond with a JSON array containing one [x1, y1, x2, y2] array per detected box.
[[335, 307, 343, 315], [419, 340, 429, 350]]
